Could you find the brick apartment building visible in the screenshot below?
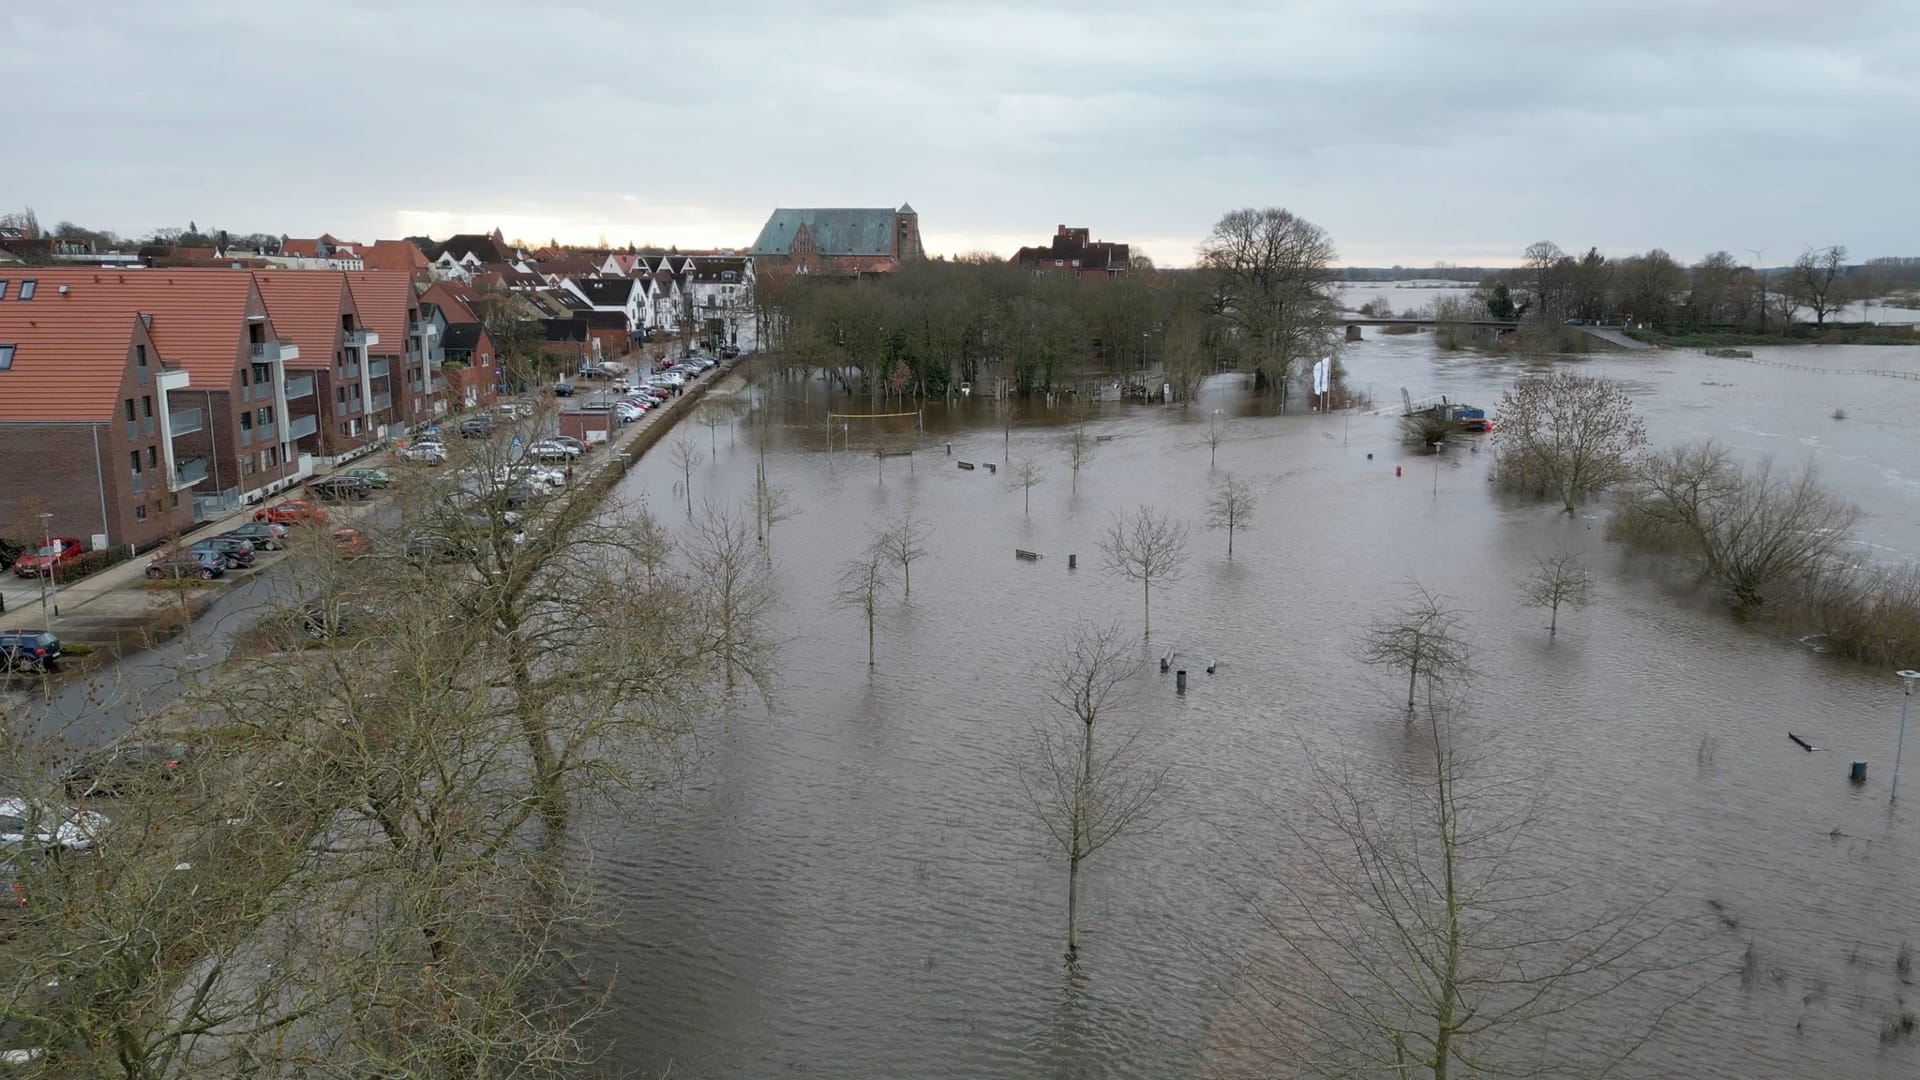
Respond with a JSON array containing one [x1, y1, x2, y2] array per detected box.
[[345, 269, 437, 432], [253, 271, 382, 460], [0, 269, 307, 550], [1010, 225, 1132, 278]]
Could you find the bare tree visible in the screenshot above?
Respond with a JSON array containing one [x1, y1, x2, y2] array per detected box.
[[697, 401, 728, 452], [1203, 410, 1227, 467], [686, 501, 779, 689], [1007, 457, 1047, 515], [834, 545, 893, 668], [752, 467, 798, 555], [1516, 552, 1592, 637], [1018, 622, 1167, 961], [1492, 371, 1648, 514], [1162, 310, 1212, 405], [1098, 506, 1190, 639], [1205, 472, 1256, 557], [1224, 700, 1704, 1078], [1063, 422, 1096, 491], [668, 435, 702, 518], [1358, 585, 1471, 713], [875, 507, 932, 597], [1198, 207, 1342, 404], [1609, 441, 1861, 608], [1786, 245, 1848, 327]]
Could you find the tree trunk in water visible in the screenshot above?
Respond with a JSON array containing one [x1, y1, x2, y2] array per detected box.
[[1406, 658, 1419, 712], [1549, 603, 1559, 638], [866, 609, 875, 668], [508, 626, 567, 834], [1143, 579, 1152, 639], [1227, 524, 1234, 558], [1066, 851, 1081, 959]]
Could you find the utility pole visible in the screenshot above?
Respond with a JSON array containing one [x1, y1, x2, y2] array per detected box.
[[37, 513, 54, 632], [1895, 670, 1920, 803]]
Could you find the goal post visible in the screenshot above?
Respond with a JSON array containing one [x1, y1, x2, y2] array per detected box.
[[824, 408, 925, 451]]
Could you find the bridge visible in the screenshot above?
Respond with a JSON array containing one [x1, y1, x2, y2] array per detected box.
[[1340, 315, 1654, 350], [1341, 316, 1518, 329]]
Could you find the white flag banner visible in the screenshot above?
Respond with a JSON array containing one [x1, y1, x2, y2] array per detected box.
[[1312, 357, 1330, 395]]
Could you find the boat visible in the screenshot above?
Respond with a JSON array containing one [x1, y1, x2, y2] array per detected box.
[[1415, 396, 1493, 433]]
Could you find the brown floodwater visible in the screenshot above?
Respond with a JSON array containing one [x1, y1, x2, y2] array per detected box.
[[581, 331, 1920, 1079]]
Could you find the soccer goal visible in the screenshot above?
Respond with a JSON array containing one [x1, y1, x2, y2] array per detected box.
[[824, 408, 925, 452]]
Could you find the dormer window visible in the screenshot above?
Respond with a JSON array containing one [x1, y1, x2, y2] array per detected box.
[[18, 280, 35, 300], [0, 344, 14, 370], [0, 280, 8, 299]]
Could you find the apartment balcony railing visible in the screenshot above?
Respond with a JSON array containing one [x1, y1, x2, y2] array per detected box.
[[368, 358, 389, 378], [340, 398, 363, 416], [130, 471, 145, 493], [287, 414, 318, 440], [172, 457, 208, 488], [410, 320, 438, 338], [169, 408, 203, 437], [284, 373, 316, 399], [342, 329, 371, 349], [244, 380, 273, 402], [248, 340, 298, 363], [255, 421, 277, 443], [341, 362, 361, 380], [430, 376, 448, 393], [371, 392, 392, 412]]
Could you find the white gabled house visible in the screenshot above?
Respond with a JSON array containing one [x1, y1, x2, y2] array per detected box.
[[685, 257, 757, 352], [560, 276, 647, 335]]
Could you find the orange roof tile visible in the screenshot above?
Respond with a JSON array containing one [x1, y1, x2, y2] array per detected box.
[[0, 269, 268, 418], [0, 279, 141, 422], [344, 270, 414, 358], [253, 271, 356, 370], [361, 239, 430, 274]]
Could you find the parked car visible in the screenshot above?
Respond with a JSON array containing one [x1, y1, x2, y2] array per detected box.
[[405, 533, 471, 564], [720, 344, 740, 359], [11, 538, 86, 579], [308, 475, 374, 502], [342, 467, 392, 488], [0, 539, 22, 571], [328, 527, 371, 557], [62, 740, 194, 798], [0, 797, 108, 853], [188, 536, 255, 569], [493, 401, 533, 419], [552, 382, 577, 397], [457, 417, 494, 439], [219, 522, 288, 550], [528, 438, 581, 462], [550, 436, 585, 455], [0, 631, 61, 673], [145, 550, 224, 580], [398, 440, 447, 464], [254, 500, 327, 526], [614, 402, 646, 424]]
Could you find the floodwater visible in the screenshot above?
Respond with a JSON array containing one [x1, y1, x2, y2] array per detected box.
[[583, 326, 1920, 1078]]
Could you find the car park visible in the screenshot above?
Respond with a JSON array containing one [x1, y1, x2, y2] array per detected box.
[[11, 538, 86, 579], [0, 797, 108, 853], [720, 344, 740, 359], [342, 467, 393, 488], [553, 382, 577, 397], [255, 500, 328, 526], [457, 417, 494, 439], [614, 402, 646, 424], [218, 522, 288, 550], [494, 401, 533, 419], [145, 549, 224, 580], [62, 740, 194, 798], [398, 440, 447, 464], [308, 475, 374, 502], [527, 438, 581, 462], [189, 536, 256, 569], [0, 631, 61, 673]]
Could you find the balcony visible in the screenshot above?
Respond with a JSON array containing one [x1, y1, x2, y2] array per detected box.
[[130, 471, 145, 493], [239, 425, 253, 445], [342, 329, 372, 349], [409, 319, 438, 338], [242, 380, 271, 402], [169, 408, 203, 436], [255, 421, 277, 443], [341, 398, 363, 416], [368, 358, 389, 378], [431, 376, 448, 393], [284, 373, 316, 399], [172, 457, 208, 489], [341, 362, 361, 381], [287, 414, 318, 440], [371, 392, 392, 412]]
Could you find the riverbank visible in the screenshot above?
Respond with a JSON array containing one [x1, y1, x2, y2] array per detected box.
[[1625, 324, 1920, 348]]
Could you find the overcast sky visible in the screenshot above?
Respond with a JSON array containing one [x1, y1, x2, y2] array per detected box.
[[9, 1, 1917, 267]]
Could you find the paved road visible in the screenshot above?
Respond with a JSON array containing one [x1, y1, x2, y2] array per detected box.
[[1573, 325, 1656, 350]]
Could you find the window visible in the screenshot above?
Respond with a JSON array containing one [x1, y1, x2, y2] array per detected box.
[[136, 505, 148, 521], [0, 280, 8, 299], [169, 493, 178, 509], [142, 395, 153, 418], [18, 280, 34, 301], [0, 344, 13, 370], [147, 446, 158, 468], [240, 412, 253, 431], [125, 398, 137, 422], [136, 344, 148, 369], [265, 447, 278, 467], [130, 450, 142, 474]]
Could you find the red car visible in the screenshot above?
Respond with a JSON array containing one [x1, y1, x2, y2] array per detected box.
[[328, 527, 371, 557], [12, 537, 87, 578], [254, 500, 328, 526]]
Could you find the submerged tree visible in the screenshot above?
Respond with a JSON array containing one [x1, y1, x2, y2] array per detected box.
[[1008, 457, 1047, 515], [835, 545, 894, 668], [1358, 584, 1471, 713], [876, 507, 933, 598], [1098, 506, 1190, 639], [1205, 472, 1257, 557], [1492, 371, 1647, 514], [1204, 410, 1227, 467], [1198, 207, 1342, 404], [1019, 621, 1167, 961], [1064, 422, 1097, 491], [1517, 551, 1593, 637], [669, 435, 703, 518]]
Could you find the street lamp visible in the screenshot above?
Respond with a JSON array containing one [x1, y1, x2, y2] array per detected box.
[[37, 512, 54, 633], [1895, 670, 1920, 802]]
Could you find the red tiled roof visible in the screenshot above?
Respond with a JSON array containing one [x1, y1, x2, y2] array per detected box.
[[0, 269, 269, 417], [253, 271, 355, 370], [362, 239, 430, 274], [0, 278, 141, 422], [420, 280, 482, 324], [345, 270, 414, 359]]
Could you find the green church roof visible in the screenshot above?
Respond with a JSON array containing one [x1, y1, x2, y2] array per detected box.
[[751, 208, 902, 257]]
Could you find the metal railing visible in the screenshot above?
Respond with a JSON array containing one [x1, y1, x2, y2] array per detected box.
[[284, 373, 315, 399], [130, 471, 145, 493], [341, 362, 361, 380], [368, 358, 389, 378], [125, 419, 140, 441], [371, 392, 392, 412], [342, 329, 371, 348], [255, 421, 277, 442], [287, 414, 318, 440], [169, 408, 203, 436]]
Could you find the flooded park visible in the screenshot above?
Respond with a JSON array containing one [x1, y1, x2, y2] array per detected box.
[[582, 312, 1920, 1078]]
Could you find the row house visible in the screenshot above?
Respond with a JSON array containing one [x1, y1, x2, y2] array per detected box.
[[345, 269, 439, 433], [429, 231, 517, 280], [0, 270, 309, 550], [417, 281, 500, 411], [252, 272, 382, 462], [685, 257, 757, 351], [560, 276, 646, 340]]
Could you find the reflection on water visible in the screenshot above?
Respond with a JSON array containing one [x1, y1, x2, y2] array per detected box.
[[580, 330, 1920, 1078]]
